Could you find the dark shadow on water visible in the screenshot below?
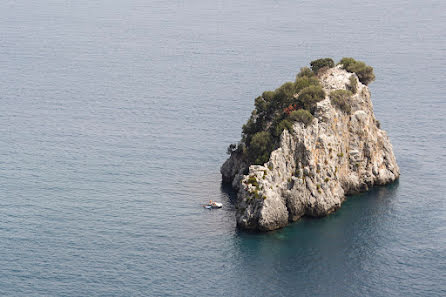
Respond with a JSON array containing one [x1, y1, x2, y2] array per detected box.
[[228, 180, 402, 296], [220, 182, 238, 205]]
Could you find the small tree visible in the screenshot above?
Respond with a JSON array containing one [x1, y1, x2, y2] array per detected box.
[[249, 131, 273, 165], [289, 109, 314, 126], [330, 89, 352, 114], [262, 91, 275, 102], [310, 58, 335, 74], [296, 67, 314, 78], [295, 75, 320, 94], [255, 96, 268, 113], [274, 119, 294, 137], [272, 81, 295, 108], [348, 75, 358, 93], [339, 57, 356, 68], [297, 85, 326, 110], [339, 57, 375, 85], [349, 62, 375, 85]]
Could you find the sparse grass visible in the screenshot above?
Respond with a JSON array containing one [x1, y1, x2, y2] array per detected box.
[[348, 75, 358, 93], [330, 90, 352, 114]]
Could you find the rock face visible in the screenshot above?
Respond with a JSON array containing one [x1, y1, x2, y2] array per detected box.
[[221, 66, 400, 231]]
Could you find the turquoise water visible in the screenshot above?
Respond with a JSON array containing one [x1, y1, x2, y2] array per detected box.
[[1, 0, 445, 296]]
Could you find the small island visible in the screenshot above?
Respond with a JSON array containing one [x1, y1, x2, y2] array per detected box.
[[221, 58, 400, 231]]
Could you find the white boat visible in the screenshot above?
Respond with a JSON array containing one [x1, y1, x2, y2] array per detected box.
[[203, 202, 223, 209]]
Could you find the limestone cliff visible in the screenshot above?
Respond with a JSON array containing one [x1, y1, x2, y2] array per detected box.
[[221, 66, 399, 231]]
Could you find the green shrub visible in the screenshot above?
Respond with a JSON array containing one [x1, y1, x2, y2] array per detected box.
[[248, 131, 273, 165], [275, 81, 295, 101], [294, 67, 320, 94], [274, 119, 294, 137], [247, 175, 258, 186], [339, 57, 375, 85], [295, 75, 320, 94], [330, 89, 352, 114], [297, 85, 326, 110], [262, 91, 275, 102], [297, 67, 314, 78], [350, 62, 375, 85], [241, 117, 259, 145], [348, 75, 358, 93], [310, 58, 335, 74], [339, 57, 356, 68], [228, 58, 375, 174], [255, 96, 268, 113], [289, 109, 314, 126]]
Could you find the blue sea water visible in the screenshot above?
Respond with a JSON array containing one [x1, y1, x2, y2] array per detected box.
[[0, 0, 445, 296]]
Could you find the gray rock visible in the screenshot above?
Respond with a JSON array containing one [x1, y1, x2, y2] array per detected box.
[[221, 66, 400, 231]]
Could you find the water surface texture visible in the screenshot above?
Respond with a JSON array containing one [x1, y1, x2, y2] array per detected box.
[[1, 0, 445, 296]]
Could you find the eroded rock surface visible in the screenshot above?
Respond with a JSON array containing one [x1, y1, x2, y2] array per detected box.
[[221, 66, 399, 231]]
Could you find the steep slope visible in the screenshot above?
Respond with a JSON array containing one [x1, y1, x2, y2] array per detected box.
[[221, 66, 399, 231]]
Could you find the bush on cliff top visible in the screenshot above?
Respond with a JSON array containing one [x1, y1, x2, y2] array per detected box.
[[229, 58, 374, 166], [310, 58, 335, 74], [295, 70, 320, 94], [339, 57, 375, 85]]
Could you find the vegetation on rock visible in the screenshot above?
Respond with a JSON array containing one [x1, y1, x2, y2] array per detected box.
[[348, 75, 358, 93], [310, 58, 335, 74], [339, 57, 375, 85], [227, 58, 375, 167], [289, 109, 314, 126], [297, 85, 326, 111], [330, 89, 353, 114], [248, 131, 273, 165], [235, 65, 326, 165]]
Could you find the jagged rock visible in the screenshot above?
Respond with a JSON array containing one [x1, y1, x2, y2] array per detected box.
[[221, 66, 400, 231]]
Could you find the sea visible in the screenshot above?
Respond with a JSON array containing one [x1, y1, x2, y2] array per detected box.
[[0, 0, 445, 296]]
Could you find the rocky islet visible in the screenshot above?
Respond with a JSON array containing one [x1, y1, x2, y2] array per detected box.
[[221, 61, 400, 231]]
